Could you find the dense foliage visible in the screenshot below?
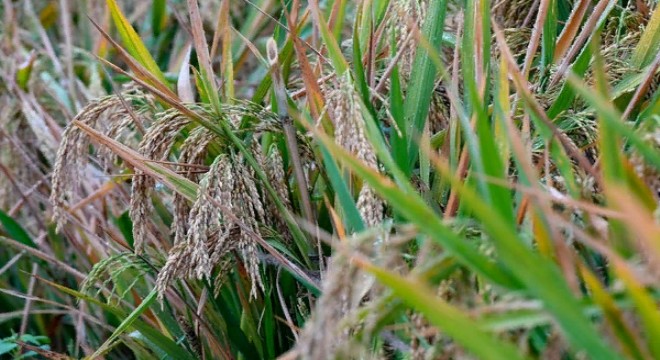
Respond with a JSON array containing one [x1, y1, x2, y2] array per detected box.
[[1, 0, 660, 359]]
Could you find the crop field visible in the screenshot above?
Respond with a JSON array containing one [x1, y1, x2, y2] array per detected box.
[[1, 0, 660, 359]]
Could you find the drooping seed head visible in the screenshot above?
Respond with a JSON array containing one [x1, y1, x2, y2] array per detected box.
[[51, 87, 150, 232], [131, 109, 192, 254]]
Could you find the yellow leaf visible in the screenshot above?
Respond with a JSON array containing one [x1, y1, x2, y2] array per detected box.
[[106, 0, 168, 85]]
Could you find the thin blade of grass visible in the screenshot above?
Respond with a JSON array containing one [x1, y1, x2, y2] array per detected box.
[[0, 210, 36, 249], [611, 259, 660, 360], [403, 0, 448, 171], [219, 0, 234, 101], [549, 0, 616, 88], [39, 278, 196, 360], [579, 264, 650, 360], [553, 0, 589, 63], [105, 0, 167, 84], [304, 117, 520, 288], [90, 18, 178, 100], [186, 0, 221, 111], [354, 258, 527, 360], [308, 0, 349, 74], [631, 5, 660, 68], [493, 22, 600, 184], [566, 75, 660, 172]]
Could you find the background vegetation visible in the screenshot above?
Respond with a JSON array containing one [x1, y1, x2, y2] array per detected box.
[[1, 0, 660, 358]]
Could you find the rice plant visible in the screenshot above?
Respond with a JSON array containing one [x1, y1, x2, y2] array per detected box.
[[1, 0, 660, 359]]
